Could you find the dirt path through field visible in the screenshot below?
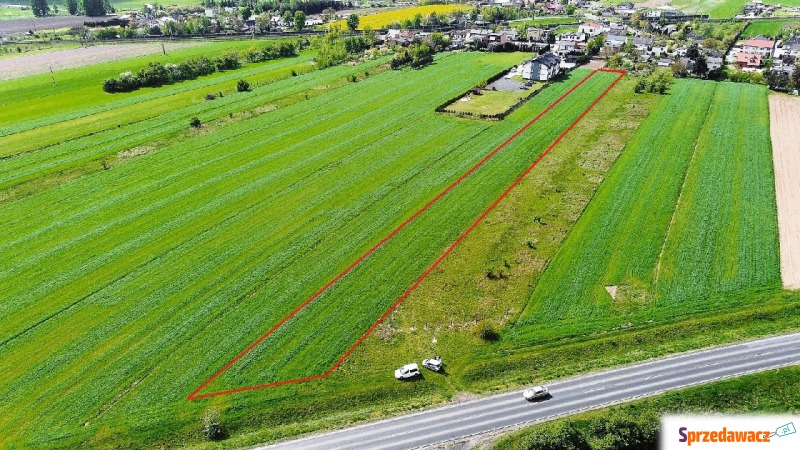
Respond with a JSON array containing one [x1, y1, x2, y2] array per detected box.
[[0, 42, 197, 80], [769, 94, 800, 289]]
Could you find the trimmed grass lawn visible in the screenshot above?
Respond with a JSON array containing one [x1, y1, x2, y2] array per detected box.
[[742, 20, 800, 37], [444, 84, 543, 117]]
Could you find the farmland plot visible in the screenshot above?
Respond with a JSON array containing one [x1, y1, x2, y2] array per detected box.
[[513, 80, 780, 343], [0, 52, 621, 446]]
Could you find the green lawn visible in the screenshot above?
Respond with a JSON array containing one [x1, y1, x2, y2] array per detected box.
[[513, 80, 779, 344], [0, 5, 33, 20], [742, 20, 800, 37], [510, 16, 579, 27], [112, 0, 203, 11], [444, 84, 543, 117], [671, 0, 800, 18]]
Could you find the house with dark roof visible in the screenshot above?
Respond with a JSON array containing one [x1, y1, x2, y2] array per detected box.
[[522, 53, 562, 81]]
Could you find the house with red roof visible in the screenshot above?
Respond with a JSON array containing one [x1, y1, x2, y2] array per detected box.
[[736, 53, 762, 69], [578, 22, 604, 37], [742, 38, 775, 58]]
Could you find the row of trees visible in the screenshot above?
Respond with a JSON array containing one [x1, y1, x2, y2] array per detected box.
[[201, 0, 350, 16], [497, 410, 659, 450], [30, 0, 109, 17], [764, 66, 800, 92], [104, 40, 299, 93]]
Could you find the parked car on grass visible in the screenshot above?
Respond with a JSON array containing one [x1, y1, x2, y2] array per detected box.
[[395, 363, 421, 380], [422, 356, 443, 372]]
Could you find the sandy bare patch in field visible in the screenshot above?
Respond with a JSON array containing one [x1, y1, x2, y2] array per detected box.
[[769, 94, 800, 289], [0, 42, 197, 80], [585, 58, 606, 70]]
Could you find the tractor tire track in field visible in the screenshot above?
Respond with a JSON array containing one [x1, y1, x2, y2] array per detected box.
[[189, 69, 626, 400]]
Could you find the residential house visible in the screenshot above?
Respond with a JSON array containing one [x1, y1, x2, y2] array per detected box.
[[632, 37, 653, 52], [466, 29, 490, 46], [618, 1, 634, 8], [742, 38, 775, 57], [707, 56, 723, 71], [553, 39, 578, 56], [783, 37, 800, 57], [657, 58, 672, 67], [546, 2, 565, 13], [559, 32, 587, 43], [526, 27, 551, 42], [605, 34, 627, 50], [651, 44, 668, 56], [736, 53, 762, 69], [522, 53, 562, 81], [579, 22, 604, 37]]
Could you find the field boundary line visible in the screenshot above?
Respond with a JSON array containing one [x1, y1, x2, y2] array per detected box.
[[188, 68, 625, 400]]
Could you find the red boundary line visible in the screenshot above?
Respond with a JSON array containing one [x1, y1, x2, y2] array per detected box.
[[188, 68, 626, 400]]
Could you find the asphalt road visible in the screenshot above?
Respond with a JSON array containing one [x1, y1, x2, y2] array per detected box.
[[260, 332, 800, 450]]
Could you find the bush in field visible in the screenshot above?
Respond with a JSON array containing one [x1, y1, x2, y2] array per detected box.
[[391, 43, 434, 70], [215, 52, 241, 71], [512, 422, 590, 450], [190, 117, 201, 128], [202, 409, 227, 441], [237, 79, 250, 92], [476, 322, 500, 342], [93, 27, 118, 40]]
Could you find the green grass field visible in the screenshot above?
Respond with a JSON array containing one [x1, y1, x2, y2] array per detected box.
[[0, 4, 33, 19], [1, 48, 622, 446], [510, 16, 579, 27], [671, 0, 800, 18], [742, 20, 800, 37], [512, 80, 779, 343], [0, 33, 793, 449]]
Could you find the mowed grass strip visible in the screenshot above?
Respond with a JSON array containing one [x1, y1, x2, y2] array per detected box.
[[513, 80, 717, 342], [513, 79, 780, 344], [655, 83, 781, 301], [0, 52, 531, 446]]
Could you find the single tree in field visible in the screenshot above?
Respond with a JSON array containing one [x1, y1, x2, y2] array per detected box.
[[65, 0, 77, 14], [31, 0, 50, 17], [294, 11, 305, 30], [80, 0, 106, 16], [346, 13, 359, 32]]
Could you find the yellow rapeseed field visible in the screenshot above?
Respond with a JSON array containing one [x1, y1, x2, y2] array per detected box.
[[332, 4, 471, 30]]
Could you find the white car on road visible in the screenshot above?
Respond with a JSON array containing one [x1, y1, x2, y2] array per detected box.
[[522, 385, 549, 401], [395, 363, 421, 380]]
